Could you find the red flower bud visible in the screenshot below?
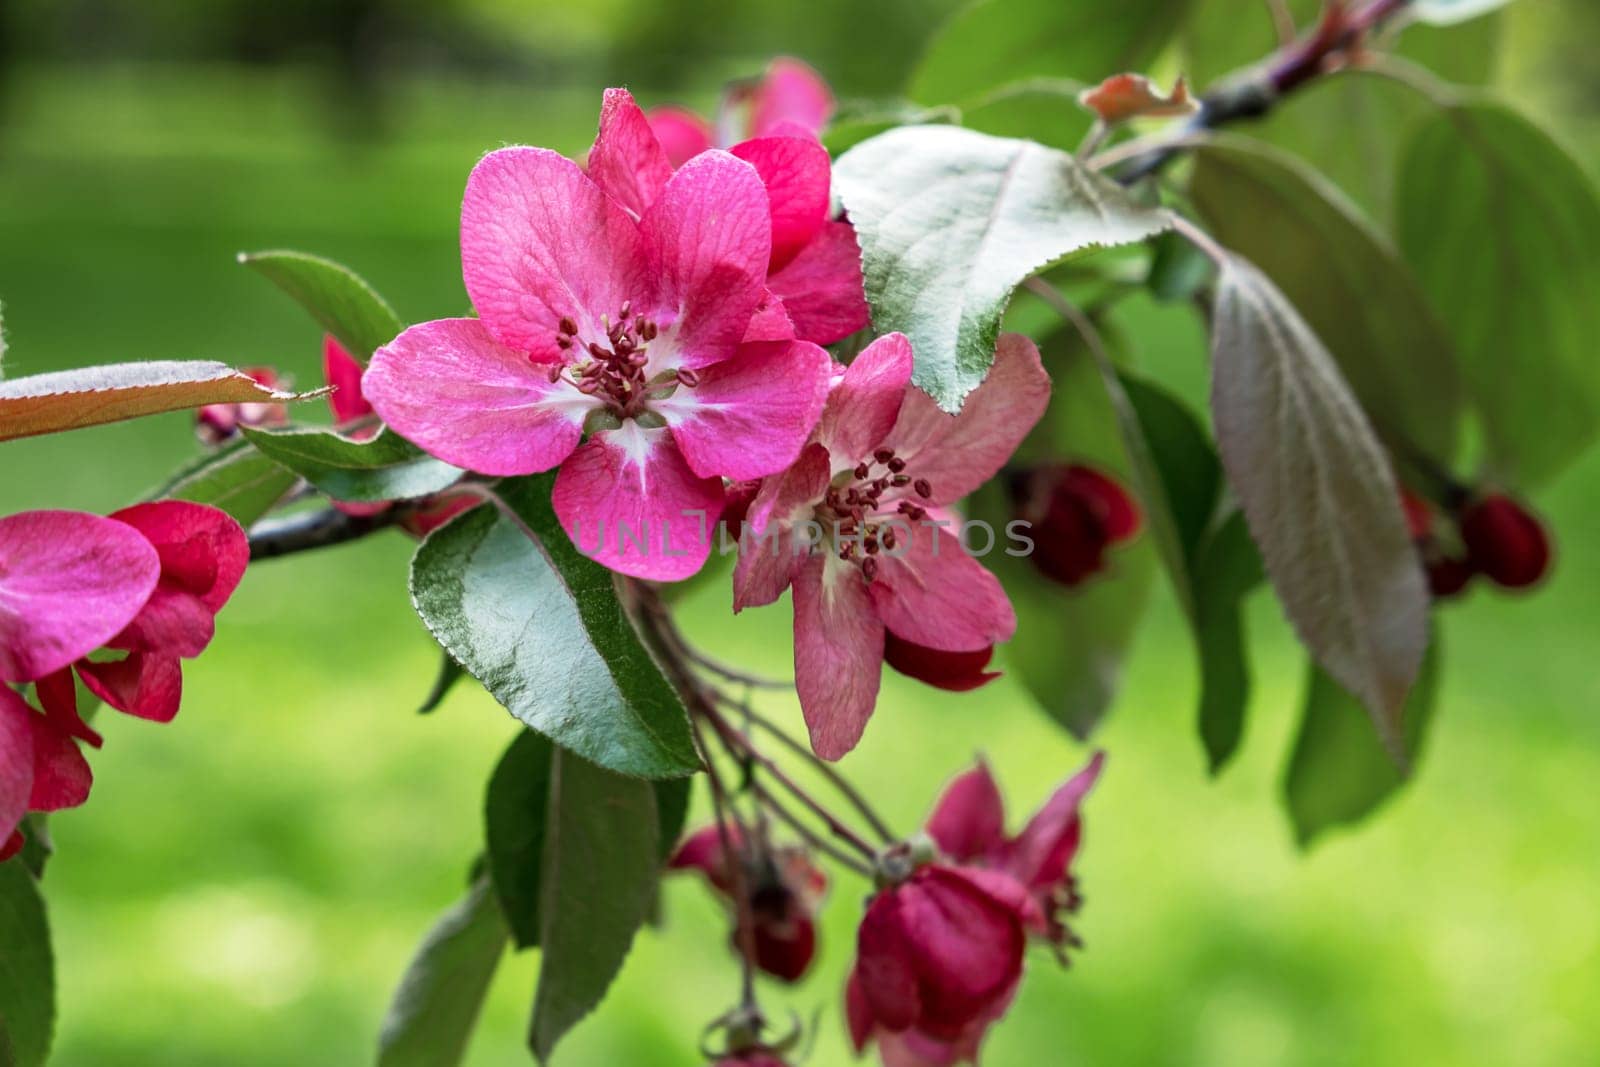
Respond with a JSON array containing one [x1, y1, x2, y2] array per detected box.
[[1012, 463, 1141, 587], [669, 826, 827, 983], [1425, 553, 1475, 599], [1459, 493, 1552, 589]]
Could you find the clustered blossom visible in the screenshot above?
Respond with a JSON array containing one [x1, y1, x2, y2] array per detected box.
[[844, 755, 1103, 1065], [1, 503, 246, 857], [365, 103, 838, 579], [733, 332, 1050, 759]]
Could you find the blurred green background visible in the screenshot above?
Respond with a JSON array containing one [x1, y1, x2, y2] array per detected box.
[[2, 1, 1598, 1064]]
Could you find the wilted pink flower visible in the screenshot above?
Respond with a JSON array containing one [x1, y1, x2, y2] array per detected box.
[[2, 670, 101, 861], [364, 125, 832, 581], [593, 87, 868, 346], [927, 753, 1104, 949], [646, 56, 835, 167], [0, 510, 162, 684], [733, 333, 1049, 759], [196, 366, 289, 444], [845, 864, 1039, 1065], [76, 502, 249, 722], [1010, 463, 1141, 587], [670, 824, 828, 983]]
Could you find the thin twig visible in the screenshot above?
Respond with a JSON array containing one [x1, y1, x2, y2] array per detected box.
[[692, 715, 762, 1012], [748, 781, 874, 878], [247, 506, 402, 560]]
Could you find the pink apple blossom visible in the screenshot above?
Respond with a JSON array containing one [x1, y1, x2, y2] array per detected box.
[[363, 128, 832, 581], [845, 863, 1039, 1066], [927, 753, 1105, 950], [732, 333, 1050, 760], [591, 87, 869, 347], [76, 501, 249, 722]]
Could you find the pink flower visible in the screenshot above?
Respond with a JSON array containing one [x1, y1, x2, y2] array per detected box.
[[363, 126, 833, 581], [75, 502, 249, 722], [1, 670, 100, 861], [196, 366, 289, 444], [0, 510, 162, 684], [1009, 463, 1141, 587], [669, 824, 828, 983], [733, 333, 1050, 759], [845, 863, 1039, 1066], [926, 753, 1105, 950], [645, 57, 836, 167], [591, 86, 868, 347]]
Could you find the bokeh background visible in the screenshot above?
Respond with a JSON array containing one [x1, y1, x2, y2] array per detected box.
[[2, 1, 1598, 1064]]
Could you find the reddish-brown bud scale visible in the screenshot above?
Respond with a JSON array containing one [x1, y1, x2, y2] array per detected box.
[[1460, 493, 1552, 589]]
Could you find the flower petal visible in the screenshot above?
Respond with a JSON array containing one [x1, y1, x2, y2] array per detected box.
[[885, 333, 1050, 504], [461, 146, 652, 359], [78, 652, 184, 723], [926, 761, 1006, 862], [792, 554, 884, 760], [730, 136, 830, 270], [741, 290, 797, 343], [1003, 751, 1104, 891], [733, 443, 831, 612], [766, 220, 871, 346], [25, 714, 90, 812], [898, 867, 1026, 1033], [365, 317, 592, 477], [646, 106, 714, 168], [639, 151, 772, 369], [662, 339, 831, 482], [323, 335, 373, 425], [750, 58, 834, 139], [110, 501, 248, 617], [589, 88, 674, 219], [0, 688, 35, 842], [552, 424, 723, 581], [667, 825, 735, 894], [0, 510, 161, 683], [871, 517, 1016, 652], [815, 332, 912, 465], [856, 890, 922, 1032], [35, 668, 101, 748], [883, 635, 999, 693]]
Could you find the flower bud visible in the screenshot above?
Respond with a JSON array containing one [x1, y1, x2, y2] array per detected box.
[[1459, 493, 1552, 589], [195, 366, 288, 444], [1011, 463, 1141, 587]]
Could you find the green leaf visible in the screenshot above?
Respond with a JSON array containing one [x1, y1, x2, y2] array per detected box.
[[1413, 0, 1508, 25], [1397, 102, 1600, 488], [1285, 639, 1442, 847], [0, 862, 54, 1067], [653, 777, 691, 862], [1210, 255, 1430, 759], [377, 877, 507, 1067], [1145, 230, 1215, 303], [1193, 511, 1265, 771], [238, 250, 404, 361], [409, 474, 699, 779], [417, 652, 466, 715], [529, 748, 660, 1063], [909, 0, 1191, 107], [148, 440, 297, 526], [484, 730, 555, 950], [1191, 137, 1463, 460], [957, 79, 1094, 153], [0, 361, 310, 443], [834, 125, 1170, 411], [241, 426, 462, 504]]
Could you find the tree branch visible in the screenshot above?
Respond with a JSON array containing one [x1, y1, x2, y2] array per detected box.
[[247, 506, 402, 561], [1109, 0, 1417, 184]]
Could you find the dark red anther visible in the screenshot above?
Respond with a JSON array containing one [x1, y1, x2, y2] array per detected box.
[[677, 367, 701, 387], [891, 474, 910, 488], [545, 363, 563, 384], [854, 462, 871, 479], [556, 336, 572, 350], [887, 457, 907, 473], [558, 316, 578, 336], [576, 378, 600, 394], [913, 478, 933, 499], [587, 341, 609, 360], [864, 535, 879, 554], [874, 448, 895, 464], [881, 528, 897, 550], [861, 556, 879, 581], [619, 300, 631, 320]]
